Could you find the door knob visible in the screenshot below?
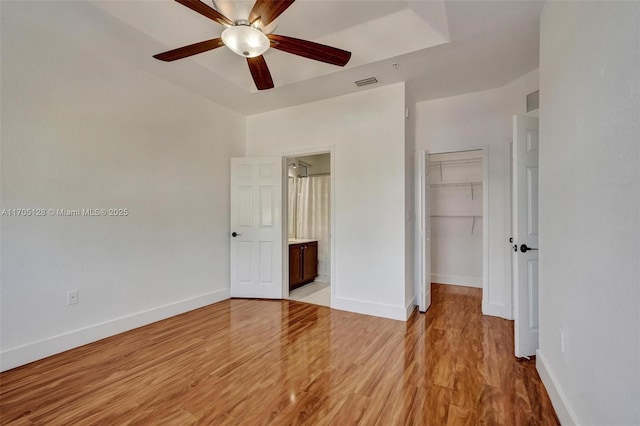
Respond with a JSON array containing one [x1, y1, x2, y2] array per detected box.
[[231, 232, 241, 237], [520, 244, 538, 253]]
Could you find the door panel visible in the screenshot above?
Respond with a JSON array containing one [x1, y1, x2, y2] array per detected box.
[[259, 241, 274, 283], [259, 186, 274, 228], [237, 242, 252, 284], [302, 243, 318, 282], [527, 167, 539, 236], [513, 116, 539, 357], [238, 187, 252, 227], [289, 245, 302, 288], [527, 259, 539, 330], [230, 157, 283, 299]]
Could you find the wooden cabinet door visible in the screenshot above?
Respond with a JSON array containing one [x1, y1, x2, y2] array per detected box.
[[302, 242, 318, 283], [289, 244, 303, 289]]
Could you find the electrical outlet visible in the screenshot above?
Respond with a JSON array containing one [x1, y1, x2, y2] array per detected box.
[[67, 290, 79, 305]]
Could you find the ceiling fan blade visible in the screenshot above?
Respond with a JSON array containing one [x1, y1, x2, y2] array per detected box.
[[268, 34, 351, 67], [247, 55, 274, 90], [153, 38, 224, 61], [175, 0, 233, 27], [249, 0, 295, 27]]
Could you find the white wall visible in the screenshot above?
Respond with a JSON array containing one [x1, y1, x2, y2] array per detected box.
[[415, 69, 539, 318], [0, 4, 245, 371], [247, 84, 409, 320], [405, 91, 416, 311], [537, 2, 640, 424]]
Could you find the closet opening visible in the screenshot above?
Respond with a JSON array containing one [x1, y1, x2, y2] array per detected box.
[[285, 153, 331, 307], [429, 149, 485, 298]]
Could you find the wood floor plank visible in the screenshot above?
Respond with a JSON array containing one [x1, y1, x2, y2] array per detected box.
[[0, 284, 559, 425], [446, 405, 477, 426]]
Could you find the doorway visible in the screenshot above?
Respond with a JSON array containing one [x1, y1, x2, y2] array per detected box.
[[429, 150, 484, 289], [416, 148, 489, 312], [285, 153, 331, 307]]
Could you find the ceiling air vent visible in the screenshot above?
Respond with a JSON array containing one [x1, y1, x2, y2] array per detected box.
[[354, 77, 379, 87]]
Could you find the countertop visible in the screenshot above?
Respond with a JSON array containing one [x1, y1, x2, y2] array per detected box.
[[288, 239, 317, 245]]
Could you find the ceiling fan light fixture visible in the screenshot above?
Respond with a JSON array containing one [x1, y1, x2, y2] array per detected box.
[[221, 22, 270, 58], [154, 1, 351, 90]]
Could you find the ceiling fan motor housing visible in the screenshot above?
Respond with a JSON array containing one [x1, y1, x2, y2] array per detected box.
[[221, 20, 270, 58]]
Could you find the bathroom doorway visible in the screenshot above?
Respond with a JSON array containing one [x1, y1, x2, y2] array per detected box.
[[285, 153, 331, 307]]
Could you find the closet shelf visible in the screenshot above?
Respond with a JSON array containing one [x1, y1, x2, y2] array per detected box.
[[429, 158, 482, 166], [431, 181, 482, 200], [431, 215, 482, 218], [430, 181, 483, 188], [431, 158, 483, 182]]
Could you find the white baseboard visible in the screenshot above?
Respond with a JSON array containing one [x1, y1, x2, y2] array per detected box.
[[332, 296, 407, 321], [315, 274, 330, 283], [0, 289, 230, 372], [406, 295, 417, 319], [431, 273, 482, 288], [536, 349, 579, 425]]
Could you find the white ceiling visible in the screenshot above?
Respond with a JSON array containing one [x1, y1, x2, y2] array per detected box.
[[93, 0, 451, 92], [5, 0, 543, 115]]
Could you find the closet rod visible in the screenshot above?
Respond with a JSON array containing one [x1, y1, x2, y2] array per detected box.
[[429, 148, 483, 155], [430, 215, 482, 218], [296, 173, 330, 177]]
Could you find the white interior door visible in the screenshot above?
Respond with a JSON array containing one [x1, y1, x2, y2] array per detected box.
[[230, 157, 283, 299], [416, 150, 432, 312], [512, 116, 539, 357]]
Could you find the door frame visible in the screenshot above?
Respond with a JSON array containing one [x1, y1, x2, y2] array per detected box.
[[415, 146, 490, 312], [415, 150, 431, 312], [281, 145, 335, 306]]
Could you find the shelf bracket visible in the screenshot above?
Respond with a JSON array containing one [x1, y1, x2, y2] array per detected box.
[[470, 182, 474, 201], [439, 162, 443, 182], [471, 216, 476, 234]]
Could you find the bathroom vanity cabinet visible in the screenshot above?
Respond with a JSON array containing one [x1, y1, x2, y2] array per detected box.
[[289, 240, 318, 290]]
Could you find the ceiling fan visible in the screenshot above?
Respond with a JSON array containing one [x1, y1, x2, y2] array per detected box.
[[153, 0, 352, 91]]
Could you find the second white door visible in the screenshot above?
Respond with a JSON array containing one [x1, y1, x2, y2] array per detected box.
[[513, 115, 540, 357]]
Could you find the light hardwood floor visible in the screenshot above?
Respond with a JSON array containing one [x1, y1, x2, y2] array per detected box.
[[0, 284, 558, 425]]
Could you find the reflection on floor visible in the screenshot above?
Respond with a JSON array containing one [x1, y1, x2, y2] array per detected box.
[[0, 284, 560, 424], [288, 281, 330, 307]]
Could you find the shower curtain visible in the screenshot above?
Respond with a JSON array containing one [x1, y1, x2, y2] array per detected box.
[[290, 175, 330, 281], [288, 177, 297, 238]]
